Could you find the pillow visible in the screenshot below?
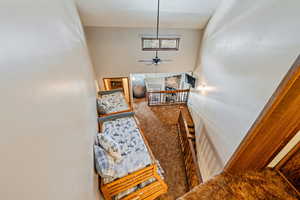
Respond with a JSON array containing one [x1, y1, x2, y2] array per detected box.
[[98, 133, 123, 162], [97, 99, 107, 115], [94, 145, 115, 178], [94, 134, 100, 146]]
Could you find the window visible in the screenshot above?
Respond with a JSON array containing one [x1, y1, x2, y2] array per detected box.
[[142, 37, 180, 51]]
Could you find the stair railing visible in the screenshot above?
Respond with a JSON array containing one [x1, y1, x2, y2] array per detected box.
[[146, 89, 190, 106]]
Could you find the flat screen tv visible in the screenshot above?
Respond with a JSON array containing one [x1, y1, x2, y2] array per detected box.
[[185, 74, 196, 88]]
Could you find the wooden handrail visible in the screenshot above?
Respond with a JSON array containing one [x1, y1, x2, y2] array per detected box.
[[178, 111, 202, 189], [147, 89, 190, 94]]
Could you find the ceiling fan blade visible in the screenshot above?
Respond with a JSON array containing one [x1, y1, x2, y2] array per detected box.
[[139, 60, 154, 65], [138, 59, 153, 63], [161, 59, 173, 62]]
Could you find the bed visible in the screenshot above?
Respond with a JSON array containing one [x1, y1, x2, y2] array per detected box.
[[97, 89, 132, 117], [96, 112, 168, 200]]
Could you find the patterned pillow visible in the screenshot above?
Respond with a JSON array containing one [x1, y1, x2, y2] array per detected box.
[[98, 133, 123, 162], [94, 134, 100, 146], [94, 145, 115, 178], [97, 99, 107, 115]]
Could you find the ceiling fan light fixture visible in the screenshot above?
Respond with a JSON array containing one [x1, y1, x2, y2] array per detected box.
[[138, 0, 173, 66]]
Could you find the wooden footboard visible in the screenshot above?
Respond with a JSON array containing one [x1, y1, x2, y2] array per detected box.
[[99, 108, 133, 118], [101, 164, 168, 200]]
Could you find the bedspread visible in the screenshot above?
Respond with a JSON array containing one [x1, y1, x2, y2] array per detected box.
[[98, 91, 129, 114], [102, 117, 152, 184]]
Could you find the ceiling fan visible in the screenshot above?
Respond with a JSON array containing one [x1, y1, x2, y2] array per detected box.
[[138, 0, 172, 65]]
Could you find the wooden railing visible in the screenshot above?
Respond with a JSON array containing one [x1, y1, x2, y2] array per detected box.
[[147, 89, 190, 106], [177, 111, 202, 190]]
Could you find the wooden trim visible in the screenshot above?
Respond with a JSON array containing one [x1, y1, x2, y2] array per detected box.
[[275, 142, 300, 170], [147, 89, 190, 94], [103, 80, 109, 91], [177, 111, 203, 189], [103, 77, 129, 88], [181, 113, 202, 182], [225, 55, 300, 172], [101, 164, 167, 199], [99, 108, 133, 118]]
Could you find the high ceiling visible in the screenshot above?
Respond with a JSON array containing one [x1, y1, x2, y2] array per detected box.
[[75, 0, 221, 29]]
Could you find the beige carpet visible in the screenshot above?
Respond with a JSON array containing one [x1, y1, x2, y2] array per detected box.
[[133, 98, 192, 199]]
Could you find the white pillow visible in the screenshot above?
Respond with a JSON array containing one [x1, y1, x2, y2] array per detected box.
[[98, 133, 123, 162]]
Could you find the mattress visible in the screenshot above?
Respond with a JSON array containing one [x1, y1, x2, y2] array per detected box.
[[101, 117, 152, 184]]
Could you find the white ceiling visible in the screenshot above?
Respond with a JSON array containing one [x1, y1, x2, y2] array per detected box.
[[75, 0, 221, 29]]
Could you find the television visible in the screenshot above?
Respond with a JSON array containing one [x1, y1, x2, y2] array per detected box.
[[185, 74, 196, 88]]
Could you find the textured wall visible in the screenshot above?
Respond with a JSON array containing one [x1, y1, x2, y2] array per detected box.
[[85, 27, 202, 89], [189, 0, 300, 180], [0, 1, 99, 200]]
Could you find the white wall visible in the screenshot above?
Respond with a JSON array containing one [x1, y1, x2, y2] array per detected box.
[[85, 27, 202, 89], [0, 1, 99, 200], [189, 0, 300, 180]]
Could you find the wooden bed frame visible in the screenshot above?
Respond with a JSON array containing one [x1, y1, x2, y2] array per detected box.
[[97, 89, 133, 118], [98, 113, 168, 200]]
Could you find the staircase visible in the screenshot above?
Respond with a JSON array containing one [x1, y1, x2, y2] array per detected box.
[[177, 111, 202, 190]]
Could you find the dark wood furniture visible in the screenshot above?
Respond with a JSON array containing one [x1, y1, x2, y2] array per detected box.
[[177, 111, 202, 190]]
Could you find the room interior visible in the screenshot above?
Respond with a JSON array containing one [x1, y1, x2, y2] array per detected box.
[[0, 0, 300, 200]]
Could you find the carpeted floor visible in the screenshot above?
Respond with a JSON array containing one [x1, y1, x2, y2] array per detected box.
[[133, 98, 193, 200], [178, 169, 299, 200]]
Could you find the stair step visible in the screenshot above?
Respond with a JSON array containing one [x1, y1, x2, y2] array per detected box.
[[188, 127, 195, 132], [187, 124, 194, 128]]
